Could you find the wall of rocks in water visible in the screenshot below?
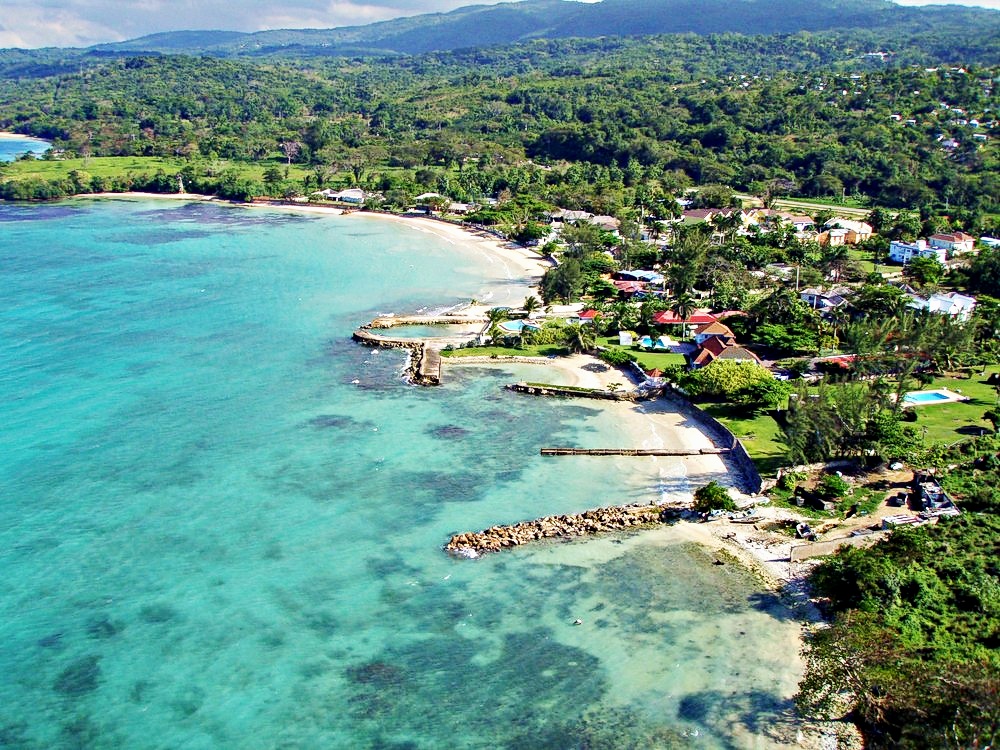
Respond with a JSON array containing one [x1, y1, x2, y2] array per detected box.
[[445, 504, 673, 555]]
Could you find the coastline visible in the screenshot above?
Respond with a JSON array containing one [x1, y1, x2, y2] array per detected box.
[[10, 189, 831, 746], [67, 191, 803, 591], [351, 210, 550, 309], [69, 192, 550, 310], [0, 131, 50, 142]]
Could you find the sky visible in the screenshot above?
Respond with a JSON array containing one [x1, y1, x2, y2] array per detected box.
[[0, 0, 997, 49]]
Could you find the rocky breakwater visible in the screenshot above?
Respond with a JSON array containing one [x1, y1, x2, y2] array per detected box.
[[445, 503, 674, 556], [351, 329, 439, 385], [365, 314, 486, 329]]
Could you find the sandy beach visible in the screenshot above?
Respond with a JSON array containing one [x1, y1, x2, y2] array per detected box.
[[0, 131, 49, 141], [351, 211, 551, 309], [74, 193, 550, 309]]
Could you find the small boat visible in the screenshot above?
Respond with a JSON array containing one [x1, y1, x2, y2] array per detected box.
[[730, 515, 761, 524]]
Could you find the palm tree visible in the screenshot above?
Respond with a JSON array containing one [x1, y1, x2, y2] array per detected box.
[[487, 324, 506, 347], [671, 292, 695, 321], [522, 295, 540, 316], [563, 324, 596, 354], [483, 307, 510, 346], [486, 307, 510, 327], [609, 299, 636, 333], [671, 292, 696, 337]]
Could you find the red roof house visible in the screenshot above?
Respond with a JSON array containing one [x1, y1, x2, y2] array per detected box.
[[652, 311, 717, 326]]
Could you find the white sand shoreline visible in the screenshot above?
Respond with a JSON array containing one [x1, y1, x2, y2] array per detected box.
[[0, 131, 50, 142], [70, 192, 803, 590], [70, 192, 550, 308]]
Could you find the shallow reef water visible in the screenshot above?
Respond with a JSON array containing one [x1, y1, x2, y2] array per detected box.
[[0, 199, 804, 748]]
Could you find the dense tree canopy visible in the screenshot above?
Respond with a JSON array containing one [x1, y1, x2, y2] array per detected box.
[[0, 36, 996, 217]]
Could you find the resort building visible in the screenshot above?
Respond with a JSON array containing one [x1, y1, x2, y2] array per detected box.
[[692, 321, 736, 346], [651, 311, 717, 327], [822, 219, 873, 244], [928, 232, 977, 254], [888, 239, 947, 264], [907, 291, 977, 321], [689, 337, 761, 368], [315, 187, 367, 204]]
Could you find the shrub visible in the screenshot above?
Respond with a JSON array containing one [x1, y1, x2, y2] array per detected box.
[[693, 481, 737, 513], [599, 348, 636, 366], [778, 471, 806, 492], [818, 473, 851, 500]]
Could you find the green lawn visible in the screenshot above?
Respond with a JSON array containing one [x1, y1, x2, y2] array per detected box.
[[702, 404, 788, 477], [770, 196, 873, 217], [847, 247, 877, 274], [906, 370, 999, 445], [2, 156, 312, 182], [598, 338, 687, 370], [441, 345, 569, 358]]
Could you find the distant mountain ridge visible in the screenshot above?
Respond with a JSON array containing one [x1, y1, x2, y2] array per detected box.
[[84, 0, 999, 58]]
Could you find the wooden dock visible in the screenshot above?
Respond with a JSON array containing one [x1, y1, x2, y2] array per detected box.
[[540, 447, 729, 456]]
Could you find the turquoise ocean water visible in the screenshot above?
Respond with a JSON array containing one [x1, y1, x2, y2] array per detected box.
[[0, 135, 50, 162], [1, 198, 804, 749]]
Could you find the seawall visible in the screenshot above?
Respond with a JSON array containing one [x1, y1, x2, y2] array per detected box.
[[659, 389, 765, 495]]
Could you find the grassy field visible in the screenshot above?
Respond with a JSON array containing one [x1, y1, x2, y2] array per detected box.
[[598, 337, 687, 370], [701, 404, 787, 477], [1, 156, 313, 182], [906, 369, 999, 445], [847, 247, 877, 274], [769, 196, 873, 218]]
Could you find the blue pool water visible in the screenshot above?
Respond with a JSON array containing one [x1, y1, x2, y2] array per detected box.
[[903, 390, 951, 404], [0, 198, 805, 748], [498, 319, 540, 333]]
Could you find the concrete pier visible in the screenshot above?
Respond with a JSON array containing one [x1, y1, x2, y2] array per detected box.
[[540, 447, 729, 456]]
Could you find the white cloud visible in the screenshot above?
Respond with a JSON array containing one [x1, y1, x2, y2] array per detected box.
[[0, 6, 123, 48], [0, 0, 500, 47]]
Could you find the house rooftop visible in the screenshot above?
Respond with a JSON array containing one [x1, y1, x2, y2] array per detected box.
[[652, 311, 717, 325], [716, 345, 761, 363], [694, 321, 735, 337]]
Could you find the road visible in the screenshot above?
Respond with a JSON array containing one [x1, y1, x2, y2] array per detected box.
[[734, 193, 873, 219]]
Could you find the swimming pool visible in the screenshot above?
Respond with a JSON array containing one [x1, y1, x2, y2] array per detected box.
[[903, 390, 952, 404], [498, 319, 541, 334]]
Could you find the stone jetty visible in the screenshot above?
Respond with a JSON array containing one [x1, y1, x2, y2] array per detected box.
[[352, 313, 487, 386], [351, 329, 441, 385], [364, 314, 486, 329], [445, 503, 674, 556]]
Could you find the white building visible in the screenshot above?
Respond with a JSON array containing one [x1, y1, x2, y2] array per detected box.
[[316, 187, 367, 204], [888, 239, 947, 264], [929, 232, 977, 254], [908, 292, 977, 321]]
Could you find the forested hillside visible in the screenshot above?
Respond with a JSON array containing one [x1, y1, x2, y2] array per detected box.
[[78, 0, 1000, 60], [1, 34, 996, 216]]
